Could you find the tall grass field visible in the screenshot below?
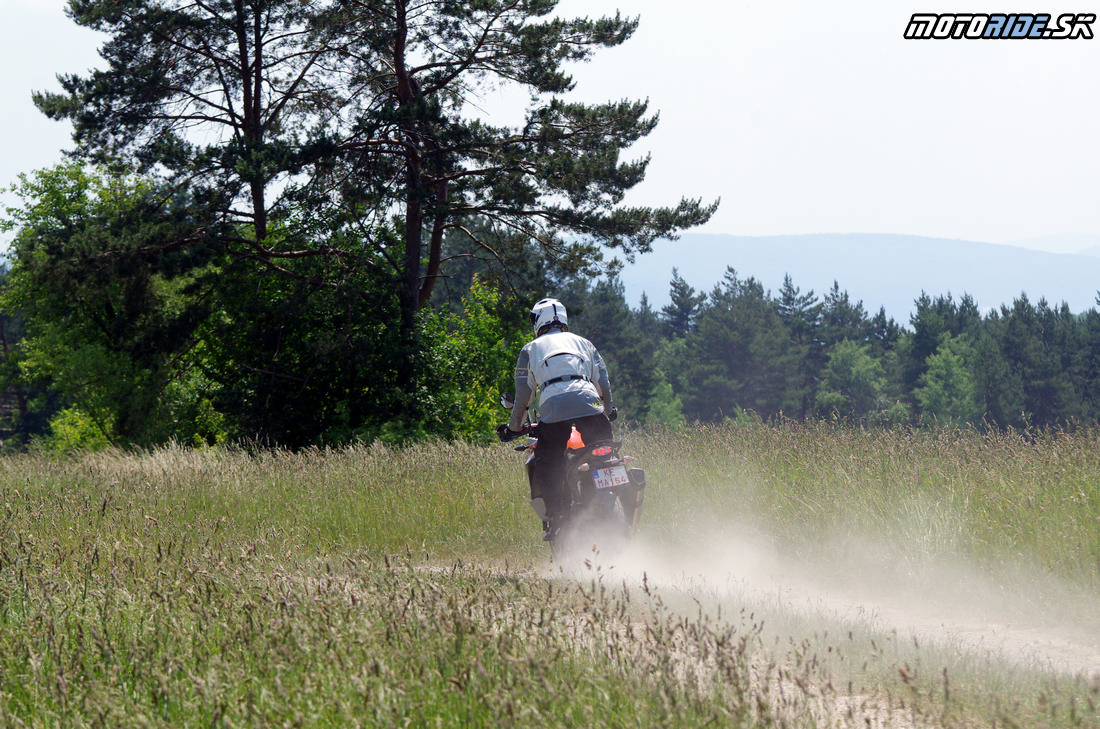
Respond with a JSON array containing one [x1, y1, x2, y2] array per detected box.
[[0, 422, 1097, 727]]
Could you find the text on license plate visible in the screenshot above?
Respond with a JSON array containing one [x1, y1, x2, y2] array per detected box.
[[592, 465, 630, 490]]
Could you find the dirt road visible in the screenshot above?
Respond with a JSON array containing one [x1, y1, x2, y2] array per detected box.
[[586, 527, 1100, 680]]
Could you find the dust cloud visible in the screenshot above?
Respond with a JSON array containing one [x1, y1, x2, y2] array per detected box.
[[562, 509, 1100, 679]]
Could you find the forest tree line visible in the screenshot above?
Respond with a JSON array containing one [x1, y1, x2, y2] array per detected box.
[[559, 268, 1100, 433], [2, 162, 1098, 450]]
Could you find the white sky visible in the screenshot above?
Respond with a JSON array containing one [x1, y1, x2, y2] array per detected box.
[[3, 0, 1099, 248]]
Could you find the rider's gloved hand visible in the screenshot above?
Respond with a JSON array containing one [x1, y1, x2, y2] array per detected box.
[[496, 424, 522, 441], [607, 405, 618, 422]]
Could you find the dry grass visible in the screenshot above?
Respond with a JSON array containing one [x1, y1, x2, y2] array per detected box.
[[0, 423, 1096, 727]]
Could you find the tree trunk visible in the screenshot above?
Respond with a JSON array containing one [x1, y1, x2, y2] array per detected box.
[[418, 179, 448, 309], [394, 0, 423, 333]]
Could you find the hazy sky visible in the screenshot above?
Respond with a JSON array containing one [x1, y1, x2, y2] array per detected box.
[[3, 0, 1098, 248]]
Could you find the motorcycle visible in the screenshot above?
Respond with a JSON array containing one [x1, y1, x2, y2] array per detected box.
[[497, 393, 647, 560]]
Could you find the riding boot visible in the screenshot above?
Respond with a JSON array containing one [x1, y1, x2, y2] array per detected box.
[[541, 490, 565, 541]]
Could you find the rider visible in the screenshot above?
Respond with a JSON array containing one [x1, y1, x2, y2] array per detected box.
[[501, 298, 615, 538]]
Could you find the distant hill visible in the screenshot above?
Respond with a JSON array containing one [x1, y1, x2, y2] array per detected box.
[[614, 233, 1100, 324], [1004, 233, 1100, 255]]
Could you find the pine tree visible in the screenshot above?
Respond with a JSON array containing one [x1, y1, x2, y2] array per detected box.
[[820, 282, 869, 346], [40, 0, 717, 335], [661, 268, 706, 338], [776, 274, 823, 417]]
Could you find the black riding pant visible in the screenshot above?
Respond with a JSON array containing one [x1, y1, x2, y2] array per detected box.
[[532, 413, 613, 519]]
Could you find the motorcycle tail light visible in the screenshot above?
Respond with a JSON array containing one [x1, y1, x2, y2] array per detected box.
[[591, 446, 612, 457]]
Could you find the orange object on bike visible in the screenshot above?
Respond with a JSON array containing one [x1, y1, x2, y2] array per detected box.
[[567, 427, 585, 450]]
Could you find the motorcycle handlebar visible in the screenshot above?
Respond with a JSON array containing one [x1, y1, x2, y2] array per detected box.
[[496, 424, 532, 443]]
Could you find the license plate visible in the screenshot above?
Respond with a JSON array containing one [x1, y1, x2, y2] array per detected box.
[[592, 465, 630, 490]]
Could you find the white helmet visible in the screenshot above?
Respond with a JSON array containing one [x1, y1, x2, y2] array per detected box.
[[529, 298, 568, 336]]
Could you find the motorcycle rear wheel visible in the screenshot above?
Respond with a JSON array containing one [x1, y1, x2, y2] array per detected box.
[[548, 493, 630, 562]]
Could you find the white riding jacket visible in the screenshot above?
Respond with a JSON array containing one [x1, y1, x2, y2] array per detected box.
[[509, 329, 613, 430]]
